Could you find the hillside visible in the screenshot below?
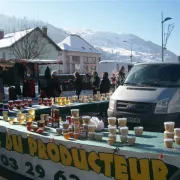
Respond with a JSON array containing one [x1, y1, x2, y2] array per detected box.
[[0, 14, 177, 63]]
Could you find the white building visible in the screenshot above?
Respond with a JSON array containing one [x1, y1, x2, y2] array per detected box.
[[0, 27, 62, 75], [0, 28, 101, 75], [58, 34, 101, 74]]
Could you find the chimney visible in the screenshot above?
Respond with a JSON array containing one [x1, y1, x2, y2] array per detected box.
[[0, 29, 4, 40], [42, 26, 47, 36]]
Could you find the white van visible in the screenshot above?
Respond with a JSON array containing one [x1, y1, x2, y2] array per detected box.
[[108, 62, 180, 130], [98, 60, 133, 77]]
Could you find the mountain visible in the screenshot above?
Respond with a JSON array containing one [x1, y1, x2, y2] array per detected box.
[[0, 14, 68, 43], [0, 14, 178, 63], [66, 29, 178, 63]]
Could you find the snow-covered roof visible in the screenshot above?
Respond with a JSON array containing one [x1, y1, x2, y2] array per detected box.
[[0, 28, 35, 49], [58, 34, 100, 54]]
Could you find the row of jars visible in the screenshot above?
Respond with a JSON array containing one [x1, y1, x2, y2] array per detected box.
[[4, 99, 33, 110], [107, 117, 144, 145], [3, 109, 35, 125]]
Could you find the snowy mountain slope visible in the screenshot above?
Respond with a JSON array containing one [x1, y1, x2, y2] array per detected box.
[[0, 14, 177, 62], [0, 14, 68, 43], [66, 29, 177, 62]]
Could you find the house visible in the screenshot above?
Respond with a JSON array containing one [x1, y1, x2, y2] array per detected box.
[[0, 27, 62, 75], [58, 34, 101, 74]]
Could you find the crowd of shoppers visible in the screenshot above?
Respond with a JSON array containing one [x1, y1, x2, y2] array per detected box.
[[42, 65, 126, 99]]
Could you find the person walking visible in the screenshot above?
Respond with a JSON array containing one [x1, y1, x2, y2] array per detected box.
[[92, 71, 100, 95], [115, 66, 126, 89], [47, 70, 62, 98], [73, 72, 82, 98], [100, 72, 111, 94], [0, 67, 4, 101]]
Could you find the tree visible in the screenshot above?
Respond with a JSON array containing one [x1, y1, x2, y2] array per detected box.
[[9, 27, 50, 59]]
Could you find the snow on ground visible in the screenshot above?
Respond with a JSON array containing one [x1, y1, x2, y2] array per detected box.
[[101, 46, 135, 56]]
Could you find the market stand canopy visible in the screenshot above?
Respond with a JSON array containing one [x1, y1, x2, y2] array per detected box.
[[0, 58, 63, 65]]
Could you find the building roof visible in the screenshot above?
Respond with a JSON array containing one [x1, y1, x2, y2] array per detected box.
[[58, 34, 100, 54], [0, 27, 61, 51]]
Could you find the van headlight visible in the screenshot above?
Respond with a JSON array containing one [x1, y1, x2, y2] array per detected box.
[[155, 98, 169, 114], [109, 98, 115, 109]]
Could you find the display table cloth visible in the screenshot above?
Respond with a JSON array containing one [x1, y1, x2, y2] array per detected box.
[[0, 120, 180, 180]]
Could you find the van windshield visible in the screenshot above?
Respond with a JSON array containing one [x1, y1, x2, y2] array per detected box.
[[124, 64, 180, 87]]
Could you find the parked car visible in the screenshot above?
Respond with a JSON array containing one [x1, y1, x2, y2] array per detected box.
[[108, 62, 180, 131]]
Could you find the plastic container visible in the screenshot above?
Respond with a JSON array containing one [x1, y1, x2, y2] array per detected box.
[[134, 126, 144, 136], [164, 138, 173, 148], [118, 118, 127, 127], [108, 117, 116, 126], [119, 126, 129, 135], [164, 122, 175, 132]]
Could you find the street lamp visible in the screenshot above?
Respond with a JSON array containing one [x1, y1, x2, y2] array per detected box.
[[161, 13, 172, 62], [123, 40, 132, 63]]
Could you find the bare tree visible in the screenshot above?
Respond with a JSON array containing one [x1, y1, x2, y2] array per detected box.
[[9, 27, 50, 59]]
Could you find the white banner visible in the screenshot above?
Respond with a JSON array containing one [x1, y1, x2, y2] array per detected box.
[[0, 125, 180, 180]]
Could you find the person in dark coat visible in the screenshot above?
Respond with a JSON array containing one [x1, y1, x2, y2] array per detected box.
[[92, 71, 100, 95], [100, 72, 111, 94], [47, 70, 62, 98], [0, 67, 4, 101], [73, 72, 82, 98]]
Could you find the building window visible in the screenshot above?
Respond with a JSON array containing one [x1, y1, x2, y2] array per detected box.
[[91, 65, 96, 71], [84, 57, 88, 64], [84, 65, 88, 73], [2, 52, 5, 58], [75, 64, 80, 72]]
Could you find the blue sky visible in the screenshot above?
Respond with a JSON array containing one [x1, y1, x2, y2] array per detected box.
[[1, 0, 180, 54]]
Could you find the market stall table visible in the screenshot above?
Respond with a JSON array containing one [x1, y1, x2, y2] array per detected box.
[[0, 120, 179, 180], [7, 101, 109, 119]]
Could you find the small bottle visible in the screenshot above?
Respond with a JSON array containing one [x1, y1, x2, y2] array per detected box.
[[80, 130, 87, 139], [52, 118, 59, 128]]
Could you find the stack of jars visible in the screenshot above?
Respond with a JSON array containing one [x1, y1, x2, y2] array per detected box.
[[174, 128, 180, 145], [71, 109, 80, 139], [2, 111, 8, 121], [43, 98, 49, 106], [8, 101, 14, 110], [93, 92, 101, 101], [88, 124, 96, 139], [118, 118, 128, 144], [9, 117, 16, 125], [107, 117, 117, 145], [164, 122, 180, 148], [118, 118, 136, 145], [81, 116, 91, 138], [40, 114, 49, 126], [17, 112, 26, 125], [62, 121, 69, 135], [51, 109, 60, 128], [27, 109, 35, 121], [71, 96, 78, 103]]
